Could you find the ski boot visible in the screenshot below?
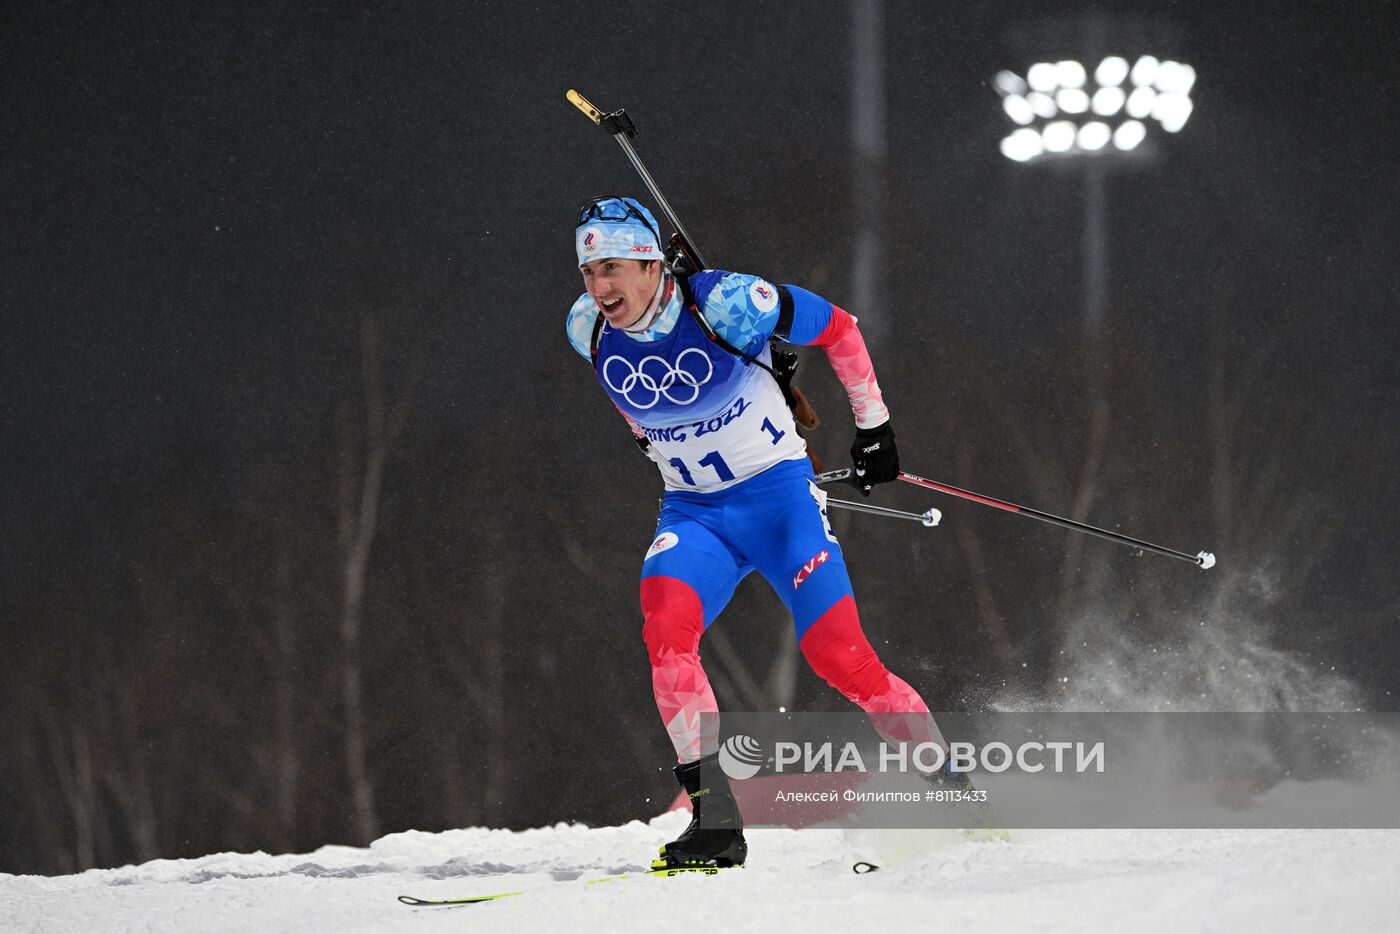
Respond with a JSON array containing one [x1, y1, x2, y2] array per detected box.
[[925, 762, 1010, 843], [654, 751, 747, 870], [927, 760, 974, 793]]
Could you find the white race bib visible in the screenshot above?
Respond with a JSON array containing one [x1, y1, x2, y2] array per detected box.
[[643, 366, 807, 492]]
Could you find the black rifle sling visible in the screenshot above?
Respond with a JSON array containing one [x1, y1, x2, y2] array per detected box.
[[589, 312, 606, 371], [773, 284, 796, 341]]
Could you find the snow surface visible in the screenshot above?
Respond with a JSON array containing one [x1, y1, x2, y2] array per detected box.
[[4, 811, 1398, 933]]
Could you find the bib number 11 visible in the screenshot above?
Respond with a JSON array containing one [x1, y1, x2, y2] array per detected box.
[[670, 452, 735, 485], [667, 416, 786, 486]]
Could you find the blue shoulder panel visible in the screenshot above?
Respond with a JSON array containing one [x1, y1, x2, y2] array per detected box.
[[691, 270, 784, 356], [566, 292, 599, 361]]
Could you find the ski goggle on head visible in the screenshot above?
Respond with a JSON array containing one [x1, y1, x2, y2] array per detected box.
[[575, 196, 665, 266]]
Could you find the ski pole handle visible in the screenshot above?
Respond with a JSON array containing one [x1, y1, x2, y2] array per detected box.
[[815, 468, 857, 487]]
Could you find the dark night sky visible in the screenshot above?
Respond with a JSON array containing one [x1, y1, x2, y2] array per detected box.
[[4, 0, 1399, 671]]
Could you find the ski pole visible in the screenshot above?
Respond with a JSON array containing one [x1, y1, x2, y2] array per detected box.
[[897, 472, 1215, 569], [567, 89, 706, 272], [825, 496, 941, 527], [816, 469, 1215, 569]]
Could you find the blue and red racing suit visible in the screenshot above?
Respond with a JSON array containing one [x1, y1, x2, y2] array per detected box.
[[567, 269, 944, 762]]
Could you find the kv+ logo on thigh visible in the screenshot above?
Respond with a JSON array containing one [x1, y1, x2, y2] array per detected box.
[[603, 348, 713, 409]]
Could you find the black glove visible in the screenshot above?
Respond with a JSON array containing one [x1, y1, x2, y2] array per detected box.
[[850, 421, 899, 496]]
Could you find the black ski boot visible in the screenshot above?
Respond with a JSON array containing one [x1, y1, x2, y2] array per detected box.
[[927, 761, 975, 793], [923, 762, 1010, 842], [653, 751, 747, 869]]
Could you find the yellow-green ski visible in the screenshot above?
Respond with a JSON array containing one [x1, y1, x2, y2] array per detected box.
[[397, 890, 525, 906], [397, 865, 729, 906]]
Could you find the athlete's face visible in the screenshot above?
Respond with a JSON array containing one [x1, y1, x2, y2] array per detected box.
[[580, 258, 660, 329]]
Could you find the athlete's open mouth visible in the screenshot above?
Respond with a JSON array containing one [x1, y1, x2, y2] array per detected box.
[[601, 297, 624, 313]]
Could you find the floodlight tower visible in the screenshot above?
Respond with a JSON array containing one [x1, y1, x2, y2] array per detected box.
[[851, 0, 887, 354], [993, 54, 1196, 347]]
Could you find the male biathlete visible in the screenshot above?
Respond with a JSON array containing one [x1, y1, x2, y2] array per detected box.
[[566, 197, 963, 869]]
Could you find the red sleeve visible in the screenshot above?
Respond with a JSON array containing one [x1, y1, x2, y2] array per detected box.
[[813, 306, 890, 429]]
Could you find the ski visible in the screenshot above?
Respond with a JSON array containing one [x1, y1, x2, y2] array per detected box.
[[398, 890, 524, 906], [397, 865, 729, 907]]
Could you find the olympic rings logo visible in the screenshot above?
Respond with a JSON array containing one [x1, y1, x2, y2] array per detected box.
[[602, 348, 714, 409]]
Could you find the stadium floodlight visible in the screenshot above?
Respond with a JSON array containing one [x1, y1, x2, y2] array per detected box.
[[1077, 121, 1111, 151], [992, 44, 1196, 350], [995, 70, 1029, 96], [1125, 85, 1157, 119], [1056, 87, 1090, 114], [1001, 127, 1044, 162], [1092, 86, 1126, 116], [1043, 121, 1077, 152], [1027, 91, 1058, 119], [1152, 93, 1193, 132], [1027, 62, 1058, 92], [1003, 94, 1035, 125], [1094, 56, 1130, 88], [1112, 119, 1147, 151], [1130, 55, 1160, 88], [1155, 61, 1196, 95], [1176, 64, 1197, 95], [995, 55, 1194, 162], [1055, 60, 1087, 88]]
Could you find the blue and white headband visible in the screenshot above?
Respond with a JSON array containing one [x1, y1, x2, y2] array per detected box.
[[575, 197, 665, 266]]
